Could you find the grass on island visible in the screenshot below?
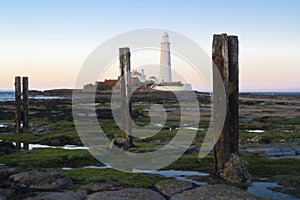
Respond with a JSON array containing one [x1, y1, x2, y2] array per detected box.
[[64, 168, 168, 187], [243, 156, 300, 177], [239, 130, 300, 142], [0, 131, 79, 144], [1, 146, 300, 180], [1, 105, 300, 187], [0, 148, 101, 168]]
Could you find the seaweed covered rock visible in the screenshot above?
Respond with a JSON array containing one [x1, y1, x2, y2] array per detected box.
[[109, 137, 133, 149], [219, 153, 252, 185]]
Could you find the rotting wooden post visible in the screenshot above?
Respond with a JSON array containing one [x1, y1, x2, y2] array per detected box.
[[23, 143, 29, 150], [15, 76, 22, 133], [212, 33, 239, 174], [16, 142, 21, 150], [212, 34, 231, 173], [22, 77, 29, 133], [228, 36, 239, 154], [119, 47, 133, 147]]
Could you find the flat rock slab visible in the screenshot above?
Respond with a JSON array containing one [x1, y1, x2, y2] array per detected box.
[[170, 184, 258, 200], [0, 166, 23, 188], [87, 188, 166, 200], [25, 190, 86, 200], [155, 179, 194, 197], [240, 145, 300, 158], [82, 181, 133, 194], [0, 166, 23, 178], [10, 169, 73, 190], [0, 188, 14, 200]]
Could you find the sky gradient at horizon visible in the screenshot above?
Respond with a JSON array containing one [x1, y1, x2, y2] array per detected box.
[[0, 0, 299, 91]]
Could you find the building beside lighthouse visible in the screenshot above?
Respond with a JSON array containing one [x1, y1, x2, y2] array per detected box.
[[153, 32, 193, 91], [83, 32, 193, 92]]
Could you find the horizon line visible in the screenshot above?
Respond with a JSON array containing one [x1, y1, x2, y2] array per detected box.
[[1, 89, 300, 93]]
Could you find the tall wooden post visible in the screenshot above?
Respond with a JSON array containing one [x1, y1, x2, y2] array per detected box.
[[212, 34, 231, 173], [15, 77, 22, 133], [228, 36, 239, 154], [22, 77, 29, 133], [119, 47, 133, 147], [213, 34, 239, 174]]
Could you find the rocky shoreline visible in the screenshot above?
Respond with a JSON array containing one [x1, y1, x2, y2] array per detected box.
[[0, 166, 260, 200], [0, 91, 300, 199]]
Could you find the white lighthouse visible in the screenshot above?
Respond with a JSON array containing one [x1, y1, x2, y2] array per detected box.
[[159, 32, 172, 83], [153, 32, 193, 91]]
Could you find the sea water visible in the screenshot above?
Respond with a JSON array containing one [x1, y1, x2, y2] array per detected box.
[[0, 91, 15, 101], [0, 91, 62, 102]]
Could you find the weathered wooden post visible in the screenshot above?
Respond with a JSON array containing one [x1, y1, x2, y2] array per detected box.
[[23, 143, 29, 150], [212, 34, 231, 173], [119, 47, 133, 147], [228, 36, 239, 154], [212, 33, 239, 174], [22, 77, 29, 133], [15, 76, 22, 133], [16, 142, 21, 150]]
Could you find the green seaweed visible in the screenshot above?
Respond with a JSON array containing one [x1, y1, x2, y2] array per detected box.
[[64, 168, 168, 187], [0, 148, 100, 168]]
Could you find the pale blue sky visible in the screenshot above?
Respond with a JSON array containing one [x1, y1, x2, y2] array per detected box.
[[0, 0, 299, 91]]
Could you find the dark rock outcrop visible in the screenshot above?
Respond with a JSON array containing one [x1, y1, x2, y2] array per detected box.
[[0, 141, 16, 155]]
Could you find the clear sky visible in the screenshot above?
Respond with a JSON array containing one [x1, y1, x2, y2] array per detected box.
[[0, 0, 299, 92]]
